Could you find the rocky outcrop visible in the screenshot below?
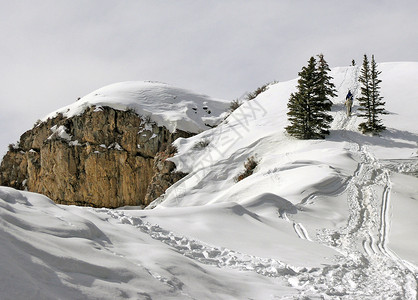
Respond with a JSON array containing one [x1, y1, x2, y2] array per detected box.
[[0, 106, 192, 208], [144, 146, 187, 204]]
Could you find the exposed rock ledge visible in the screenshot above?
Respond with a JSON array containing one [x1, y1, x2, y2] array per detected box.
[[0, 106, 192, 208]]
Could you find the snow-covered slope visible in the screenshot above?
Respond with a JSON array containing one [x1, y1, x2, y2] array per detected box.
[[42, 81, 229, 133], [163, 62, 418, 206], [1, 62, 418, 299]]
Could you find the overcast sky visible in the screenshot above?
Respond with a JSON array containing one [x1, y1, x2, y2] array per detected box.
[[1, 0, 417, 157]]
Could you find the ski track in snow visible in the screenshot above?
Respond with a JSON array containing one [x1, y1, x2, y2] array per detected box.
[[311, 142, 417, 299], [297, 83, 418, 298], [282, 132, 417, 298], [292, 223, 311, 242]]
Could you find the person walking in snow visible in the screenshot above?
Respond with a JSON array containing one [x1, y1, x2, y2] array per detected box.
[[345, 90, 354, 116]]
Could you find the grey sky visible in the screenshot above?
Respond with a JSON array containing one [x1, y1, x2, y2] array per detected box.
[[1, 0, 417, 157]]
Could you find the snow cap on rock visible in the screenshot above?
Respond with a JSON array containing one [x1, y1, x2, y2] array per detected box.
[[42, 81, 229, 133]]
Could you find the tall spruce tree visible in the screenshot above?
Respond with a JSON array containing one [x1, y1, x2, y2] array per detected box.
[[358, 54, 387, 134], [317, 53, 337, 111], [286, 56, 334, 139], [369, 55, 387, 132], [357, 54, 371, 128]]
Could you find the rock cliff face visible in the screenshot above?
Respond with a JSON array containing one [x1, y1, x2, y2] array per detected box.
[[0, 106, 191, 208]]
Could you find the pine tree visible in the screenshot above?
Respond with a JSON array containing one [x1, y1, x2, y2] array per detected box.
[[357, 55, 372, 132], [317, 53, 337, 111], [369, 55, 387, 132], [358, 54, 387, 134], [286, 92, 309, 139], [286, 56, 334, 139]]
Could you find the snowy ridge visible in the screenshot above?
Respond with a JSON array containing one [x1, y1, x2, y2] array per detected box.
[[42, 81, 229, 133], [1, 62, 418, 299]]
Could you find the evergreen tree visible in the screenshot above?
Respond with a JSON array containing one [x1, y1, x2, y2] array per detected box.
[[286, 56, 334, 139], [358, 54, 387, 134], [317, 53, 337, 111], [357, 54, 372, 132], [286, 92, 309, 139], [369, 55, 387, 132]]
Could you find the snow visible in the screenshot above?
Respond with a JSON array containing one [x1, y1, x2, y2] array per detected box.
[[42, 81, 229, 134], [1, 62, 418, 299], [48, 125, 72, 141], [108, 142, 123, 151]]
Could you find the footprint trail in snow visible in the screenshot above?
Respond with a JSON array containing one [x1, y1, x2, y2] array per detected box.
[[100, 208, 298, 278]]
